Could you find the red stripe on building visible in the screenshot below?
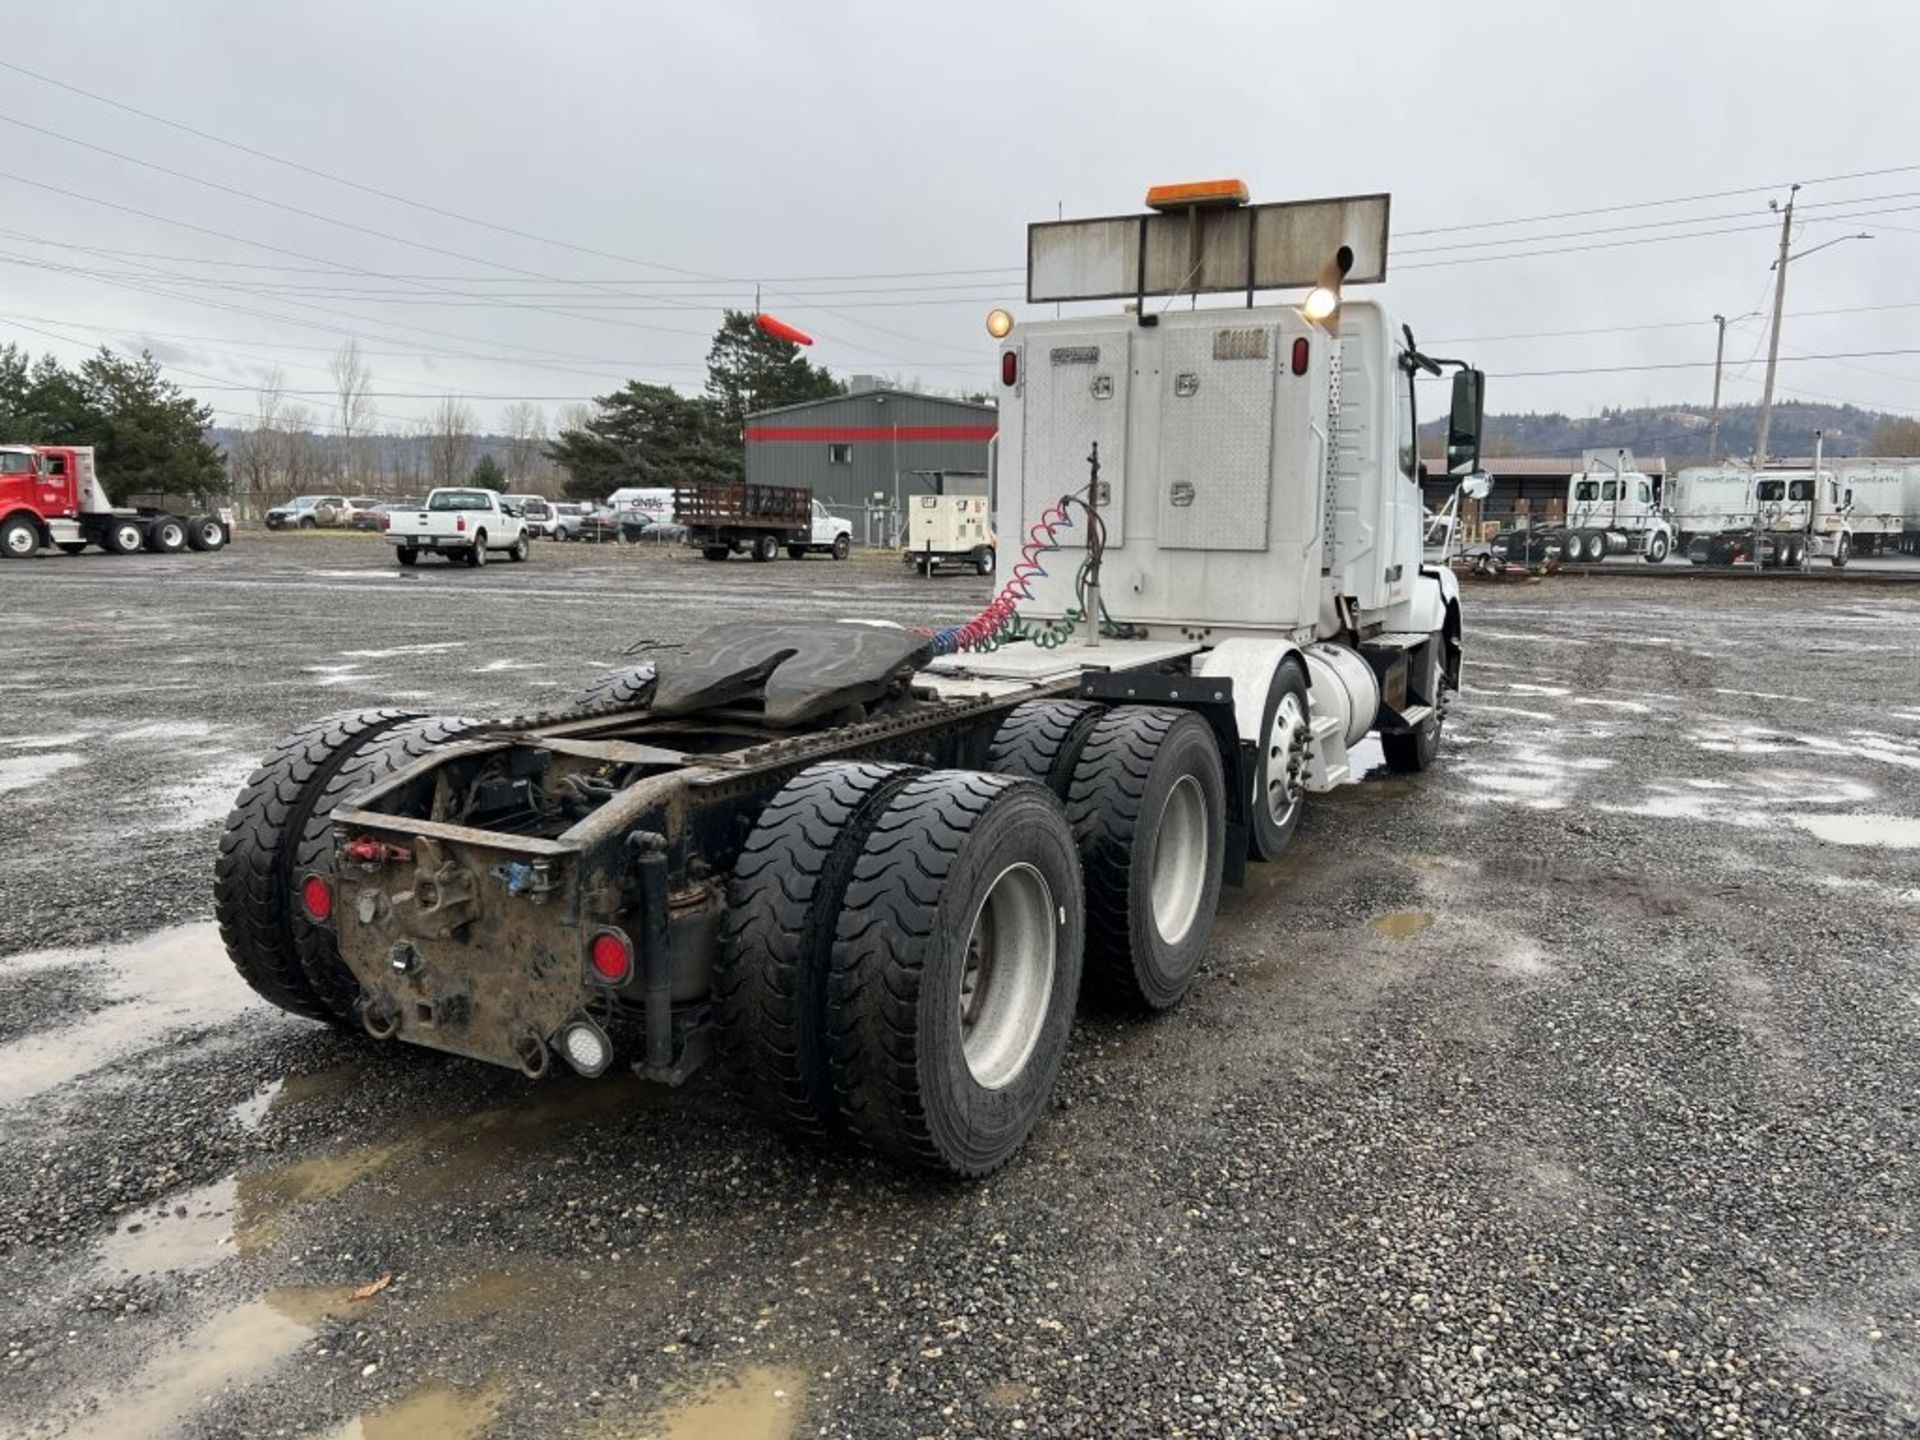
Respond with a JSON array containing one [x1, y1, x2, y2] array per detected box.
[[744, 425, 998, 443]]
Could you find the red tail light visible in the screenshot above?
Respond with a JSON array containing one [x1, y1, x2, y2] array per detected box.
[[586, 930, 633, 985], [301, 874, 333, 922], [1291, 337, 1310, 376], [1001, 350, 1018, 387], [456, 516, 467, 533]]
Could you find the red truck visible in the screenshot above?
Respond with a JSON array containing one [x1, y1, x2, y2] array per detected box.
[[0, 443, 232, 558]]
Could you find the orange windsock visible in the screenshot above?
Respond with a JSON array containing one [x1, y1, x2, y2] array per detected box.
[[755, 313, 814, 347]]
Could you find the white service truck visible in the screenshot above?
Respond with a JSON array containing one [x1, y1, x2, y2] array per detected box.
[[211, 183, 1483, 1179], [385, 487, 531, 567], [1556, 449, 1675, 563]]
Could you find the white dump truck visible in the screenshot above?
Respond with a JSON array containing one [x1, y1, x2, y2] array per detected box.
[[212, 182, 1483, 1178], [1556, 449, 1675, 563]]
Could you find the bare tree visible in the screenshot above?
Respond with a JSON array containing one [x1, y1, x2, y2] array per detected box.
[[427, 396, 475, 488], [228, 370, 289, 516], [330, 339, 375, 487], [501, 401, 547, 488], [281, 403, 323, 493]]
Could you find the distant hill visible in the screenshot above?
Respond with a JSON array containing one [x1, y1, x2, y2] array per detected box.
[[1419, 400, 1911, 466]]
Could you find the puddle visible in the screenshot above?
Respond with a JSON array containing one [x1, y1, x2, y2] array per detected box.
[[0, 923, 262, 1107], [99, 1175, 242, 1278], [58, 1289, 354, 1440], [418, 1264, 565, 1325], [636, 1366, 806, 1440], [319, 1382, 506, 1440], [1368, 910, 1435, 940], [1792, 815, 1920, 849], [113, 720, 217, 742], [0, 730, 92, 749], [0, 750, 82, 793], [138, 756, 259, 831], [342, 642, 469, 659], [305, 665, 372, 688], [1573, 697, 1652, 714]]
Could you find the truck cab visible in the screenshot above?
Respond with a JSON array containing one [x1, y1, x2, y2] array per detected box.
[[1, 443, 230, 558], [1561, 452, 1674, 563]]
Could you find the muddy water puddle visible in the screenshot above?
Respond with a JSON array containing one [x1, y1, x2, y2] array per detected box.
[[630, 1366, 807, 1440], [322, 1381, 508, 1440], [1368, 910, 1436, 940], [57, 1288, 356, 1440], [0, 922, 263, 1106]]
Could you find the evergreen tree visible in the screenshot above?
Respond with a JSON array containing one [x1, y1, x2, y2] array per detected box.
[[547, 383, 737, 501], [703, 309, 842, 435], [470, 453, 507, 489]]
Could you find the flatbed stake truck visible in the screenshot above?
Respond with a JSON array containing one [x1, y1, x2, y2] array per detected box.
[[214, 184, 1485, 1176]]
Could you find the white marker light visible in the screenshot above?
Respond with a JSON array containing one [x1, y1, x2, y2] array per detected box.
[[560, 1021, 612, 1078], [986, 308, 1015, 339], [1301, 287, 1340, 323]]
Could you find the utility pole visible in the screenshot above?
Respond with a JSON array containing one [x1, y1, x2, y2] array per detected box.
[[1754, 184, 1798, 467], [1707, 313, 1729, 462]]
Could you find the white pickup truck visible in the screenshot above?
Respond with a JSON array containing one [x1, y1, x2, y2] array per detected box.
[[386, 487, 531, 568]]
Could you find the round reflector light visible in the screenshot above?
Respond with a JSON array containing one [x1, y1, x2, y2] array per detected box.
[[561, 1022, 612, 1078], [985, 307, 1014, 339], [588, 931, 631, 983], [301, 874, 333, 922]]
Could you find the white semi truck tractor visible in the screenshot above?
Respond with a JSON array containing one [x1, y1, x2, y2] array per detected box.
[[212, 183, 1485, 1177]]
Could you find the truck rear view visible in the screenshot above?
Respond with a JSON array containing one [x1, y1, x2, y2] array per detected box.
[[212, 181, 1487, 1179]]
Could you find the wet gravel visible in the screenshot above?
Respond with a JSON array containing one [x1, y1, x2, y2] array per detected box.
[[1, 534, 1917, 1438]]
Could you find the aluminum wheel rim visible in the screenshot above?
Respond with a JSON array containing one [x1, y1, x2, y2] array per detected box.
[[4, 526, 34, 556], [1151, 775, 1208, 945], [1265, 692, 1307, 827], [959, 862, 1056, 1090]]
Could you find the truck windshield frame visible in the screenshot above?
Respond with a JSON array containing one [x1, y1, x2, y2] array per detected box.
[[428, 490, 493, 512]]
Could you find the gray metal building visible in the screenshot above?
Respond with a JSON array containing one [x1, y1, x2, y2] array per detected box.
[[744, 381, 998, 528]]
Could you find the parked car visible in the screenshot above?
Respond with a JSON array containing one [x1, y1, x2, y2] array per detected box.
[[347, 499, 423, 532], [547, 502, 594, 541], [512, 497, 557, 537], [339, 497, 388, 527], [385, 487, 531, 567], [264, 495, 346, 530], [575, 506, 623, 543], [635, 520, 689, 544]]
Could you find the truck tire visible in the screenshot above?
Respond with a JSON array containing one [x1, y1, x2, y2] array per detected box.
[[1065, 709, 1226, 1011], [289, 715, 482, 1023], [0, 516, 39, 559], [1382, 707, 1443, 773], [571, 661, 658, 713], [396, 547, 418, 567], [827, 771, 1084, 1176], [702, 546, 730, 562], [508, 534, 530, 562], [787, 544, 807, 560], [714, 761, 921, 1140], [1645, 531, 1669, 564], [985, 699, 1104, 799], [752, 533, 778, 563], [213, 708, 421, 1025], [832, 533, 851, 561], [146, 515, 188, 554], [186, 516, 228, 551], [1248, 658, 1310, 860], [102, 520, 144, 555], [466, 533, 488, 566], [1832, 534, 1851, 569], [973, 545, 994, 576]]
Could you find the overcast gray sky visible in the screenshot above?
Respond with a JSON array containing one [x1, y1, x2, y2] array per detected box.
[[2, 0, 1915, 441]]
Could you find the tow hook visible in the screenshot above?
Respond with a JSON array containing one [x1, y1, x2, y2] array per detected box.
[[362, 996, 401, 1040]]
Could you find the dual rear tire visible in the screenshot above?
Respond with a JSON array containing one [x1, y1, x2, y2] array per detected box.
[[716, 704, 1228, 1175]]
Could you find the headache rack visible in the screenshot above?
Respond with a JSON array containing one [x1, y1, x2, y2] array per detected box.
[[674, 481, 810, 529]]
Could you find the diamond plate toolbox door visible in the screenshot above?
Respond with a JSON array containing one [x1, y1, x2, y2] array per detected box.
[[1156, 324, 1275, 551], [1022, 330, 1129, 549]]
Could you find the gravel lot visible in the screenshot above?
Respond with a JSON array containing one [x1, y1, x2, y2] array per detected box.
[[1, 532, 1917, 1438]]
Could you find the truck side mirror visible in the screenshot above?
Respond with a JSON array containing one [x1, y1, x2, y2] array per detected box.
[[1447, 368, 1486, 475]]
